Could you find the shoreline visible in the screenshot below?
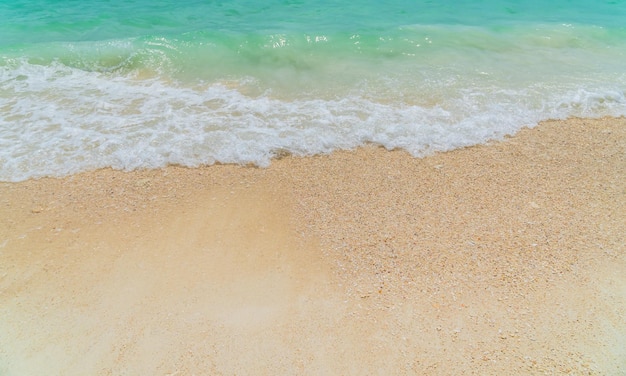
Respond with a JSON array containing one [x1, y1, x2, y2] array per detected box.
[[1, 117, 625, 374]]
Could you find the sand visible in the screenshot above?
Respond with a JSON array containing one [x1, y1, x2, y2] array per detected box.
[[1, 117, 625, 375]]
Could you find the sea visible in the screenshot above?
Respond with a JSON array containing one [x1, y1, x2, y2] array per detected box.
[[1, 0, 625, 182]]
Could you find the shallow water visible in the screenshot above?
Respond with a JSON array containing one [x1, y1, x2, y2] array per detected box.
[[1, 0, 625, 181]]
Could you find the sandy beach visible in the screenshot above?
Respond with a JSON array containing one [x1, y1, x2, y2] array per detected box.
[[1, 117, 625, 375]]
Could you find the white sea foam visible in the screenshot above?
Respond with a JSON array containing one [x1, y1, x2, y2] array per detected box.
[[1, 60, 625, 182]]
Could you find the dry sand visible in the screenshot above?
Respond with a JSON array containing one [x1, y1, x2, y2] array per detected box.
[[1, 117, 625, 375]]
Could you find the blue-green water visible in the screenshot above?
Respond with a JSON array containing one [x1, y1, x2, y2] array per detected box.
[[1, 0, 625, 181]]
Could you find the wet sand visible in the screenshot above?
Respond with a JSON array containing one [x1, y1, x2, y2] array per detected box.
[[1, 117, 625, 375]]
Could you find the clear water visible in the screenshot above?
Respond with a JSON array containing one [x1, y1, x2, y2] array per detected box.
[[1, 0, 625, 181]]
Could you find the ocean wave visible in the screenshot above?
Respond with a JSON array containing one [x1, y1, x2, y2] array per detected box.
[[1, 58, 625, 182]]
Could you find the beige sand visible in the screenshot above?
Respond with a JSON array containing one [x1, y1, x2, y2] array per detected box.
[[1, 117, 625, 375]]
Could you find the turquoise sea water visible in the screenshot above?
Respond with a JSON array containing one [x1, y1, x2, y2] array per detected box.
[[1, 0, 625, 181]]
